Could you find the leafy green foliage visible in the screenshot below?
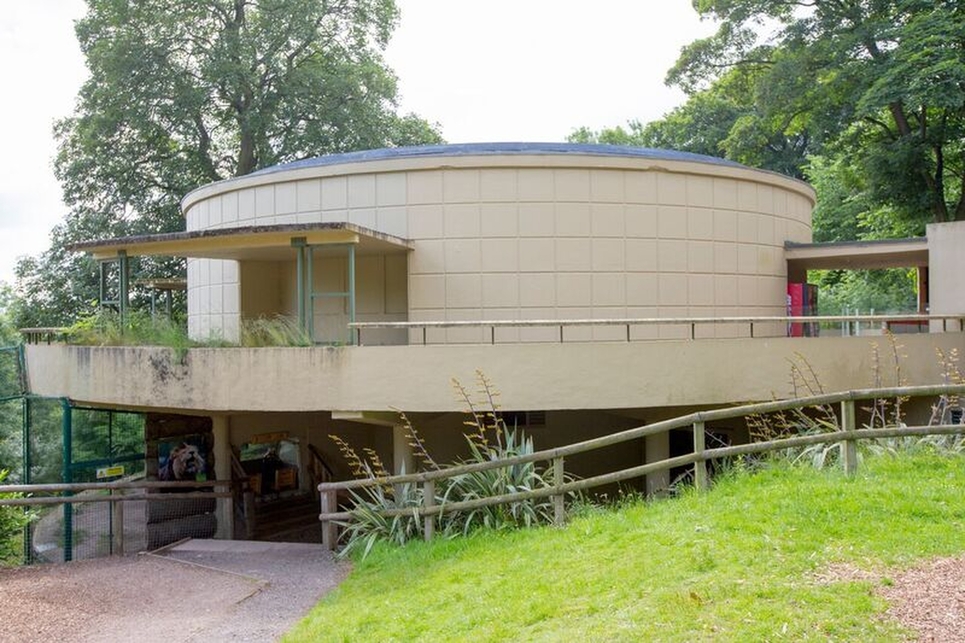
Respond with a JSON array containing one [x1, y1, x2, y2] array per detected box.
[[671, 0, 965, 224], [285, 453, 965, 641], [13, 0, 443, 329], [0, 470, 33, 565], [330, 374, 560, 559]]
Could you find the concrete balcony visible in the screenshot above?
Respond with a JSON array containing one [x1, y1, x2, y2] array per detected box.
[[24, 329, 965, 415]]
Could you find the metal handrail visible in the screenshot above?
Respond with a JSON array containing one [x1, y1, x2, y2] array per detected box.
[[349, 314, 965, 344]]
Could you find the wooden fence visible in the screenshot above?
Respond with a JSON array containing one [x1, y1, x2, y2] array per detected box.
[[0, 480, 232, 558], [317, 384, 965, 550]]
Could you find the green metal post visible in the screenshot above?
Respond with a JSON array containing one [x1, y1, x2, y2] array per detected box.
[[347, 243, 357, 345], [306, 245, 315, 342], [61, 399, 73, 562], [117, 251, 129, 320], [21, 396, 32, 563], [292, 238, 307, 331], [99, 261, 108, 306], [17, 344, 27, 395]]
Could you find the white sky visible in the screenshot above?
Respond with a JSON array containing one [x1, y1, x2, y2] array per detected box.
[[0, 0, 715, 285]]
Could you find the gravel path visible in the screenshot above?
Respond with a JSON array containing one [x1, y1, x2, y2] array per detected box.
[[0, 540, 348, 643]]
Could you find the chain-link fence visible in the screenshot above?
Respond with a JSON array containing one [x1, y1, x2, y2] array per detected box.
[[2, 481, 233, 564]]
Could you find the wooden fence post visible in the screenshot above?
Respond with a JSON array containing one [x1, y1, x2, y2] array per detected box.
[[841, 399, 858, 476], [552, 457, 565, 526], [693, 421, 708, 491], [320, 490, 337, 551], [111, 491, 124, 556], [423, 480, 435, 541]]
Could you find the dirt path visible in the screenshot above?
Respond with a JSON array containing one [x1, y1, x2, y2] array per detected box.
[[0, 540, 348, 643]]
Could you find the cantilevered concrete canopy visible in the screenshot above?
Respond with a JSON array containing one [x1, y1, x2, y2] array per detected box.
[[785, 238, 928, 272], [70, 222, 413, 261]]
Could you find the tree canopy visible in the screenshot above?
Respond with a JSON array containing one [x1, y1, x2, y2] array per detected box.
[[671, 0, 965, 225], [14, 0, 442, 327]]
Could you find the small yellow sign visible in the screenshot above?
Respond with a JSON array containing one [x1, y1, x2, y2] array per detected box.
[[96, 465, 125, 479]]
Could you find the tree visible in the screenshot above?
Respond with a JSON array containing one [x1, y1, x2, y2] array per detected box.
[[669, 0, 965, 224], [14, 0, 442, 328], [569, 67, 812, 179]]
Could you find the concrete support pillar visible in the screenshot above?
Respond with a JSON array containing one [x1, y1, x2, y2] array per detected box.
[[393, 425, 414, 475], [212, 415, 233, 539], [645, 432, 670, 496]]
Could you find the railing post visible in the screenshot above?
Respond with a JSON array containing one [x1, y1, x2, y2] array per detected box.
[[320, 489, 337, 551], [693, 421, 708, 491], [841, 399, 858, 476], [423, 480, 435, 541], [112, 492, 124, 556], [552, 457, 565, 526]]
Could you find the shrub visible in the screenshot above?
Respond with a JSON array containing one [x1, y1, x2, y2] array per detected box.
[[330, 372, 563, 558], [0, 469, 33, 565]]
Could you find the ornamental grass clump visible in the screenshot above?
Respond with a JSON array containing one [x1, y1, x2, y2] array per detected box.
[[330, 372, 562, 558], [748, 334, 965, 468]]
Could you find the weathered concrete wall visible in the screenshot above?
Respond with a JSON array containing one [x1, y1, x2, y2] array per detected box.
[[25, 332, 965, 414], [928, 221, 965, 316]]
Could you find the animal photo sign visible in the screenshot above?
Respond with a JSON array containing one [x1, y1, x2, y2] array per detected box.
[[157, 435, 209, 481]]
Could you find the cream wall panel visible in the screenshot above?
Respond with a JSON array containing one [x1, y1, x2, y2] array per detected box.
[[376, 173, 406, 207], [348, 174, 376, 208], [519, 273, 556, 307], [590, 170, 624, 203], [407, 171, 443, 204], [556, 203, 591, 237], [349, 208, 376, 229], [556, 239, 591, 272], [480, 169, 517, 201], [296, 179, 321, 212], [518, 202, 554, 237], [687, 175, 715, 208], [554, 169, 590, 202], [518, 239, 556, 272], [275, 183, 296, 214], [444, 204, 481, 238], [377, 206, 407, 238], [481, 239, 519, 272], [657, 173, 687, 205], [443, 170, 480, 203], [625, 204, 657, 238], [385, 255, 408, 315], [592, 239, 625, 272], [408, 204, 444, 239], [591, 204, 624, 237], [321, 176, 348, 210], [625, 239, 657, 272], [480, 203, 518, 237], [556, 273, 592, 307], [657, 206, 687, 239], [517, 169, 555, 202]]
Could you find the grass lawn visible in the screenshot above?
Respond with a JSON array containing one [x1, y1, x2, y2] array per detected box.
[[285, 452, 965, 641]]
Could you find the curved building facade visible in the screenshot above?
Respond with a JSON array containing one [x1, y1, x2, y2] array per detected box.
[[180, 143, 815, 343]]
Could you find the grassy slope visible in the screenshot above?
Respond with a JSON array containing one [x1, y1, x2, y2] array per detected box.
[[285, 453, 965, 642]]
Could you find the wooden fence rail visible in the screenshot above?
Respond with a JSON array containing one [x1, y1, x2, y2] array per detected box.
[[317, 385, 965, 550]]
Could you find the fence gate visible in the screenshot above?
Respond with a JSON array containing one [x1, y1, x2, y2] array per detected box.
[[0, 345, 146, 563]]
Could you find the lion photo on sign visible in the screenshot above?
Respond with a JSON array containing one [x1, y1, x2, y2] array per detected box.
[[158, 439, 207, 481]]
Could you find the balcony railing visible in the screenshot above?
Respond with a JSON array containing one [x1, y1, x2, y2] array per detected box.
[[350, 314, 965, 346]]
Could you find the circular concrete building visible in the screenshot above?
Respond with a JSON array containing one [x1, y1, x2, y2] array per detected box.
[[178, 143, 815, 343]]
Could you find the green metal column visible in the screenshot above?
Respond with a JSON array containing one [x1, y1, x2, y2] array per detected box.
[[117, 251, 129, 319], [347, 243, 357, 345], [292, 238, 307, 331], [21, 396, 31, 563], [306, 244, 315, 342], [61, 399, 73, 563]]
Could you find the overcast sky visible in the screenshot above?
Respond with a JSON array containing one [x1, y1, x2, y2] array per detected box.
[[0, 0, 715, 285]]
